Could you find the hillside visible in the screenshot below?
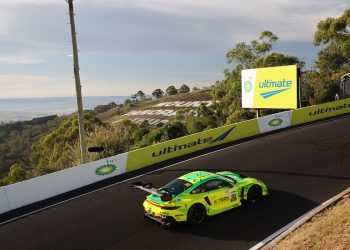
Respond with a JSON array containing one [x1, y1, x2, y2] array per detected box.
[[98, 90, 212, 126]]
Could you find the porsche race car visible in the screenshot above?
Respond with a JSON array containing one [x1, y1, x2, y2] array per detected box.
[[132, 171, 268, 228]]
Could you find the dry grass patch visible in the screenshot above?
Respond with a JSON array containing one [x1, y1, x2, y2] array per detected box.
[[97, 90, 212, 124], [269, 194, 350, 250]]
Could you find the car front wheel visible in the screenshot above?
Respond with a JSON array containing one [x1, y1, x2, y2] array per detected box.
[[247, 185, 262, 204], [187, 204, 206, 224]]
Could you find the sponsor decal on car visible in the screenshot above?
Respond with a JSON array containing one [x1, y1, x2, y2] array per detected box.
[[214, 196, 229, 204]]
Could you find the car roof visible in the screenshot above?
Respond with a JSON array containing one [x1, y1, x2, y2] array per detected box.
[[178, 171, 217, 184]]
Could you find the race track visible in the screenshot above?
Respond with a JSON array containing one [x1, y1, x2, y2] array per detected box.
[[1, 116, 350, 250]]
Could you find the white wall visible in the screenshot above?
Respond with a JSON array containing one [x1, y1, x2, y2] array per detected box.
[[4, 153, 127, 211], [258, 111, 293, 134], [0, 187, 10, 214]]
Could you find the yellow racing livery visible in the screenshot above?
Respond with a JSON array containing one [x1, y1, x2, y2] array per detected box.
[[132, 171, 268, 228]]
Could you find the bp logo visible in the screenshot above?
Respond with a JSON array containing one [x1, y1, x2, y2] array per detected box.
[[268, 118, 283, 127], [95, 164, 117, 176], [244, 80, 252, 93]]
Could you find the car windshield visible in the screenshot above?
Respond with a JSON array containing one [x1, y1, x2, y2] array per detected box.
[[162, 179, 192, 196]]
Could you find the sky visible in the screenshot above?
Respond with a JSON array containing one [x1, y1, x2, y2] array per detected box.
[[0, 0, 348, 98]]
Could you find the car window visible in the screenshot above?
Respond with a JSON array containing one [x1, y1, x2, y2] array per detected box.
[[162, 179, 192, 196], [190, 179, 231, 194], [190, 183, 206, 194], [205, 179, 231, 191]]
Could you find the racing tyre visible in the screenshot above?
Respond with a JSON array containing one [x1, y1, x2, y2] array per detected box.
[[247, 185, 262, 204], [187, 204, 206, 225]]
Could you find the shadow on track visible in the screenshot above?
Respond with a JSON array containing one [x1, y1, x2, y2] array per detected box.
[[147, 168, 350, 181], [147, 189, 318, 242]]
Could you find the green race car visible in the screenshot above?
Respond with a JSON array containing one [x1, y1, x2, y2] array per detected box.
[[132, 171, 268, 228]]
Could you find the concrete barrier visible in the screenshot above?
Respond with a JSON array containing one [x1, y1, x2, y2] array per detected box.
[[4, 153, 127, 210], [0, 187, 10, 214], [258, 111, 293, 134]]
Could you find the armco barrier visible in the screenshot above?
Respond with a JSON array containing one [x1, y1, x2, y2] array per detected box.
[[0, 187, 10, 214], [3, 153, 127, 211], [291, 98, 350, 126], [126, 119, 260, 172]]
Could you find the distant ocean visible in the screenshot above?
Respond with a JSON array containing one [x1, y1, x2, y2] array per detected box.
[[0, 96, 130, 123]]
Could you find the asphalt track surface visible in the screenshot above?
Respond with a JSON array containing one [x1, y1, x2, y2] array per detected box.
[[1, 116, 350, 250]]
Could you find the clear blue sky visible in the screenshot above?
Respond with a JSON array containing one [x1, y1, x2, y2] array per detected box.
[[0, 0, 348, 98]]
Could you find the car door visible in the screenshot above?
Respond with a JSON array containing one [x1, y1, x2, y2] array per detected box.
[[204, 179, 238, 213]]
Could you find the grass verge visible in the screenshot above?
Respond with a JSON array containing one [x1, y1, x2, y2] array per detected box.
[[269, 194, 350, 250]]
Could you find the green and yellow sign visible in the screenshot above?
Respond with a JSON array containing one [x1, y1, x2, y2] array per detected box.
[[126, 119, 260, 173], [242, 65, 298, 109], [291, 99, 350, 126]]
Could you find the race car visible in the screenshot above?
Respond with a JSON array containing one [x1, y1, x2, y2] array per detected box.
[[132, 170, 268, 228]]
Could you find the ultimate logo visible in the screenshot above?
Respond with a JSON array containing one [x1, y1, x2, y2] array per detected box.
[[268, 118, 283, 127], [259, 79, 292, 99], [95, 164, 117, 176], [152, 126, 235, 157]]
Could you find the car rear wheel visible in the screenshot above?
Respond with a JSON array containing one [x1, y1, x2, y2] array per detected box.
[[187, 204, 206, 224], [247, 185, 262, 204]]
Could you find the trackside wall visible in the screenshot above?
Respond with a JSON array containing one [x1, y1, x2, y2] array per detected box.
[[0, 187, 10, 214], [126, 119, 260, 172], [1, 153, 127, 212], [0, 98, 349, 215], [291, 99, 350, 125]]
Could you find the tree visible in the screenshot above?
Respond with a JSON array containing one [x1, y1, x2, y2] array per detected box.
[[166, 85, 178, 96], [197, 103, 214, 117], [192, 86, 199, 92], [134, 121, 187, 148], [92, 102, 117, 115], [30, 113, 101, 176], [136, 90, 146, 100], [179, 84, 190, 94], [7, 164, 27, 184], [124, 99, 131, 106], [306, 9, 350, 103], [131, 120, 150, 142], [152, 89, 164, 99], [314, 9, 350, 74], [211, 31, 302, 125]]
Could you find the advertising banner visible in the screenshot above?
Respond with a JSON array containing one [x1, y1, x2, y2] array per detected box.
[[291, 98, 350, 126], [258, 111, 293, 134], [126, 119, 260, 172], [242, 65, 298, 109], [4, 153, 128, 210]]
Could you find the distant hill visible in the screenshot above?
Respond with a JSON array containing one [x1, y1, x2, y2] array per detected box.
[[97, 90, 212, 126]]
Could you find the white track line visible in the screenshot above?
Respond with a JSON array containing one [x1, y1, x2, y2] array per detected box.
[[1, 114, 349, 226]]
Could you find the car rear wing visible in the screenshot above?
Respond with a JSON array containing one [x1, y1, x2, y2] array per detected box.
[[131, 182, 162, 196]]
